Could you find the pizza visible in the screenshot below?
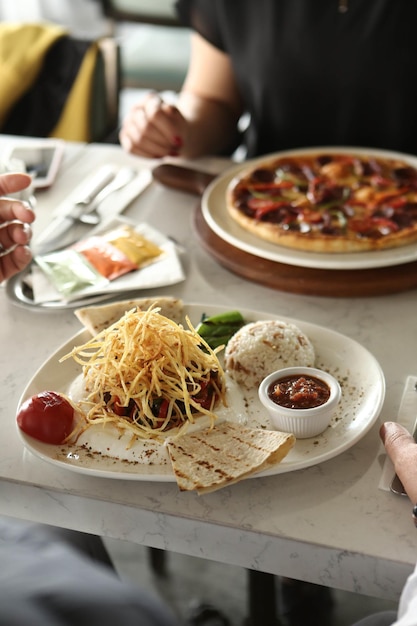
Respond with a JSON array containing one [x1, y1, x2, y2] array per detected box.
[[226, 150, 417, 253]]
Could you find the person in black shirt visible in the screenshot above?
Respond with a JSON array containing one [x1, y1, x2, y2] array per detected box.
[[120, 0, 417, 161]]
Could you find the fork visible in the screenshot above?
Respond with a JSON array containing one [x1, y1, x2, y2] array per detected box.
[[74, 168, 137, 225]]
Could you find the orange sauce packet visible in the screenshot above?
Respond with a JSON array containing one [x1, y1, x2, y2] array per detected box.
[[73, 236, 137, 280]]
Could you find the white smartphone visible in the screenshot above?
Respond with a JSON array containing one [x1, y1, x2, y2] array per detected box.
[[4, 140, 65, 189]]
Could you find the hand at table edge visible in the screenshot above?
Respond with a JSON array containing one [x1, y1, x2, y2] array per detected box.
[[380, 421, 417, 505]]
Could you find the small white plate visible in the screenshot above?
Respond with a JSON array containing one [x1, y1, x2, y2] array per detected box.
[[6, 267, 113, 310], [7, 219, 185, 310], [16, 304, 385, 481], [202, 146, 417, 270]]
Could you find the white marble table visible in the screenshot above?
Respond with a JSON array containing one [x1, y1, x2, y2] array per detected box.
[[1, 139, 417, 604]]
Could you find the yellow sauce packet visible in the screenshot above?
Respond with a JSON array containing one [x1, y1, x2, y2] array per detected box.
[[104, 225, 163, 267]]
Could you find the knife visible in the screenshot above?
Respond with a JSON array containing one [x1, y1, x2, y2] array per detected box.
[[390, 378, 417, 495], [33, 167, 117, 254]]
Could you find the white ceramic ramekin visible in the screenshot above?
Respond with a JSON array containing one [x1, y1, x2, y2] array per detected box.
[[258, 366, 342, 439]]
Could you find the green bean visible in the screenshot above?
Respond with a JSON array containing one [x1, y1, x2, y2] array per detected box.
[[200, 311, 244, 326], [197, 310, 245, 349], [198, 323, 240, 338]]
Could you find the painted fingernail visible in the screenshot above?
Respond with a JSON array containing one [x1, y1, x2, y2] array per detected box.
[[172, 136, 183, 148]]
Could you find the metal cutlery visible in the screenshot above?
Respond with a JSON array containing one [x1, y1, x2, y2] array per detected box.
[[75, 167, 137, 225], [33, 167, 138, 255], [67, 167, 117, 218]]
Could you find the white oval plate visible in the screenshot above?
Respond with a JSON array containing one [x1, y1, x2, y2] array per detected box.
[[202, 146, 417, 270], [16, 304, 385, 481]]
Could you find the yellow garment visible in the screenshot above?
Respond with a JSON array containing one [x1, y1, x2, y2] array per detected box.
[[0, 23, 66, 128], [50, 41, 99, 142]]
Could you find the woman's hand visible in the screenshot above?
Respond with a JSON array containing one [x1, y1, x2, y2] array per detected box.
[[0, 172, 35, 282], [380, 421, 417, 504], [119, 92, 187, 159], [119, 35, 244, 160]]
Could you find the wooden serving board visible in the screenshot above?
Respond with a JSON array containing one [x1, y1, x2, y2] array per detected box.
[[153, 163, 417, 297], [193, 205, 417, 297]]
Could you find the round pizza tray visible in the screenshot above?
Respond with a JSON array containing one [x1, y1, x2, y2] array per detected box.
[[193, 203, 417, 297], [152, 161, 417, 297]]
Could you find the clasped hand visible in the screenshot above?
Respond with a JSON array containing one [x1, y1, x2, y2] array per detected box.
[[119, 92, 186, 159]]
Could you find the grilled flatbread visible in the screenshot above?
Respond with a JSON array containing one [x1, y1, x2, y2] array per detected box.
[[74, 296, 184, 336], [166, 421, 295, 494]]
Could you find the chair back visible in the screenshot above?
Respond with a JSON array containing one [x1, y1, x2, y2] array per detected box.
[[0, 24, 120, 143]]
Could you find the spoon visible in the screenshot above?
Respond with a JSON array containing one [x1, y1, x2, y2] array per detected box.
[[75, 167, 137, 225]]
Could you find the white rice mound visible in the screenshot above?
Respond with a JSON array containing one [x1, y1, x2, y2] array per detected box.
[[224, 320, 315, 390]]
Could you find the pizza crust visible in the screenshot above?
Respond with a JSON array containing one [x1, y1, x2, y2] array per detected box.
[[227, 202, 417, 252]]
